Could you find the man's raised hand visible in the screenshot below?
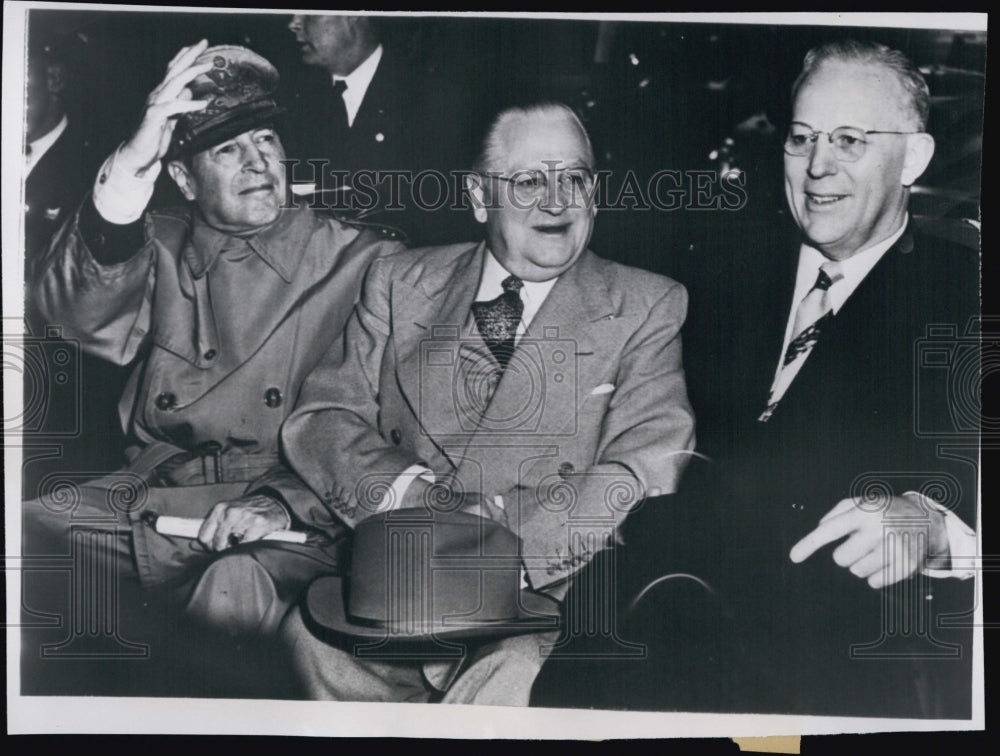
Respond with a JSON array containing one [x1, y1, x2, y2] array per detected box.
[[118, 40, 213, 174]]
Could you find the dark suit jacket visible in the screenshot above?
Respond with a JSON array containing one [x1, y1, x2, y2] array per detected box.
[[681, 220, 979, 717], [532, 220, 979, 716], [283, 46, 479, 247], [25, 123, 94, 273]]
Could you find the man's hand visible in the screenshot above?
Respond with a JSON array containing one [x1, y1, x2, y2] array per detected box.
[[117, 40, 213, 175], [789, 494, 949, 588], [198, 494, 291, 552], [400, 480, 508, 525]]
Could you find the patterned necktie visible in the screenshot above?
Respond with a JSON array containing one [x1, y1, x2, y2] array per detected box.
[[472, 275, 524, 370], [783, 261, 843, 366], [760, 260, 843, 421]]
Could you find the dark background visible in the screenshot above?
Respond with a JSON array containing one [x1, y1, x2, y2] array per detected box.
[[12, 7, 992, 745], [27, 9, 985, 267]]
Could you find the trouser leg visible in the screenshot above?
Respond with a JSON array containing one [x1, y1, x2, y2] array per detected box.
[[280, 606, 433, 702], [440, 630, 559, 706]]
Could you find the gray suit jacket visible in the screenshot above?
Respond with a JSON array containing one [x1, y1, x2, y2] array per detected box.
[[275, 241, 696, 597]]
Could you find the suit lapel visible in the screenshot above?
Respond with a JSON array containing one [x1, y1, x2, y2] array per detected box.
[[454, 251, 638, 494], [767, 230, 914, 419], [392, 242, 485, 466]]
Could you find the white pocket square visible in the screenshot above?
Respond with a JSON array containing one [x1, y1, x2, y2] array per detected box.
[[590, 383, 615, 395]]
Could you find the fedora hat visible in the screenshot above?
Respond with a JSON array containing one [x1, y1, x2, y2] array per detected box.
[[304, 508, 560, 643], [167, 45, 286, 160]]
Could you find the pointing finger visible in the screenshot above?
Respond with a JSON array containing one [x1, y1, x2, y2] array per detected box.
[[789, 512, 858, 563]]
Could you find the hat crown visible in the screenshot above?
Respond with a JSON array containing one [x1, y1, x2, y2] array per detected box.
[[347, 510, 525, 634], [167, 45, 284, 159], [189, 45, 279, 107]]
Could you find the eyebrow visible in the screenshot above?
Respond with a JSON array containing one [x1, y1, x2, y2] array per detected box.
[[789, 121, 871, 132], [507, 164, 594, 174]]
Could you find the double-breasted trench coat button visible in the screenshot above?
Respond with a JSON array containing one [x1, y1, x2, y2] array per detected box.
[[390, 428, 402, 445], [558, 461, 575, 479], [264, 387, 283, 408], [155, 392, 177, 411]]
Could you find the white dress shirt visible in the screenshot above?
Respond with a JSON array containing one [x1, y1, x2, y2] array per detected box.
[[25, 114, 68, 178], [474, 247, 558, 342], [334, 44, 383, 128]]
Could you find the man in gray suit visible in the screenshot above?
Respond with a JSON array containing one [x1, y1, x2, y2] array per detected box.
[[267, 102, 696, 704]]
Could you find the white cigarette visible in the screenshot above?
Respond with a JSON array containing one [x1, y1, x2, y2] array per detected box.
[[152, 515, 308, 544]]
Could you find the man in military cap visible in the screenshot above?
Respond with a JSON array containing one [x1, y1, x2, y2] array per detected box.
[[25, 40, 404, 637]]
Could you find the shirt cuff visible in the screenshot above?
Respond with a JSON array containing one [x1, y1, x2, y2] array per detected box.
[[383, 465, 436, 512], [907, 491, 977, 580], [92, 146, 161, 225]]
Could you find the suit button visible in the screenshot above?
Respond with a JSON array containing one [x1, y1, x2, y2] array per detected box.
[[155, 392, 177, 411], [390, 429, 402, 445], [558, 462, 575, 479], [203, 349, 217, 360], [264, 387, 283, 408]]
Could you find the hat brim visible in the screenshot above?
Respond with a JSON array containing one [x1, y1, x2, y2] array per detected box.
[[166, 103, 287, 161], [304, 576, 561, 645]]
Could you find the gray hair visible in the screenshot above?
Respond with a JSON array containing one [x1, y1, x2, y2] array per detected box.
[[472, 102, 596, 176], [791, 39, 930, 130]]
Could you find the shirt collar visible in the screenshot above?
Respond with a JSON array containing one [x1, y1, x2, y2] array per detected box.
[[26, 114, 68, 175], [795, 215, 909, 315], [187, 204, 314, 282], [476, 248, 558, 329], [334, 44, 383, 127]]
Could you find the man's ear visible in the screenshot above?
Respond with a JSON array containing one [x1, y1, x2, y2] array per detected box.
[[464, 173, 488, 224], [46, 63, 65, 96], [167, 160, 197, 202], [901, 132, 935, 187]]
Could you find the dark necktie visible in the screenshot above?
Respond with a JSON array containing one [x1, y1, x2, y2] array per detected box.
[[330, 79, 350, 134], [472, 275, 524, 370]]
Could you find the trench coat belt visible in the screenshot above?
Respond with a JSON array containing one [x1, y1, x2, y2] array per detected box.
[[122, 441, 281, 487]]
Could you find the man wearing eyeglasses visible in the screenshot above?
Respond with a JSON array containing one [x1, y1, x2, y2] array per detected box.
[[267, 102, 696, 703], [661, 39, 979, 717]]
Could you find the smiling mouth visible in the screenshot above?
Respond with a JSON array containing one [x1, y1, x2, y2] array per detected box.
[[534, 223, 571, 235], [805, 192, 847, 206], [240, 184, 274, 196]]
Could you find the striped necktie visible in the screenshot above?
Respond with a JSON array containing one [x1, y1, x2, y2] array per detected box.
[[760, 260, 843, 421]]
